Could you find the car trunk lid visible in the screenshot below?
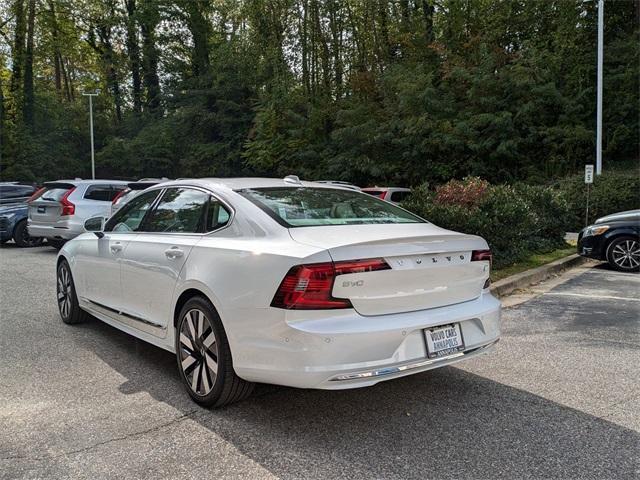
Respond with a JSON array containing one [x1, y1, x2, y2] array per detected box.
[[28, 182, 75, 225], [289, 224, 491, 316]]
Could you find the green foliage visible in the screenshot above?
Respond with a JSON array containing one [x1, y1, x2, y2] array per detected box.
[[403, 178, 571, 269], [0, 0, 638, 186], [555, 170, 640, 231]]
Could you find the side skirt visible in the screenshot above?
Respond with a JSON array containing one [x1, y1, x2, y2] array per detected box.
[[79, 297, 170, 342]]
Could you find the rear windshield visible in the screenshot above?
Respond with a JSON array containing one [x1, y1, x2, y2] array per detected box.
[[363, 190, 384, 198], [238, 187, 424, 227], [41, 188, 71, 202]]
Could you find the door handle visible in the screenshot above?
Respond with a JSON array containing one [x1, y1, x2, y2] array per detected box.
[[165, 247, 184, 259], [110, 243, 123, 254]]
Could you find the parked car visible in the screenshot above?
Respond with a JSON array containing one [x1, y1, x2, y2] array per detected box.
[[315, 180, 362, 191], [56, 177, 500, 407], [578, 209, 640, 272], [0, 203, 44, 247], [0, 182, 39, 206], [28, 179, 128, 248], [111, 178, 169, 215], [362, 187, 412, 204]]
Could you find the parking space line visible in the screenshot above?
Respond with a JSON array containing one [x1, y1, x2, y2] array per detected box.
[[544, 292, 640, 302]]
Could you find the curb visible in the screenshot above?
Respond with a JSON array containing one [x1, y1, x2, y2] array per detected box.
[[490, 254, 589, 298]]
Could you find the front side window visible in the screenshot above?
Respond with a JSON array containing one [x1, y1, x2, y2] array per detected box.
[[105, 189, 161, 232], [238, 187, 424, 227], [143, 188, 209, 233]]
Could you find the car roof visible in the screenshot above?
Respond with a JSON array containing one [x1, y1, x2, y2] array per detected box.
[[155, 177, 359, 191]]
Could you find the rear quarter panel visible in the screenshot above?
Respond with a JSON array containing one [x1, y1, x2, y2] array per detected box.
[[172, 230, 330, 355]]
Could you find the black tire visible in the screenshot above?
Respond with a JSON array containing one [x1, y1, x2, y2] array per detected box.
[[175, 296, 254, 407], [57, 259, 89, 324], [606, 236, 640, 272], [13, 220, 44, 248], [48, 238, 66, 250]]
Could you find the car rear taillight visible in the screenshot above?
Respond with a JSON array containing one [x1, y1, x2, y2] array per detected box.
[[27, 187, 45, 203], [112, 188, 129, 205], [271, 258, 390, 310], [472, 250, 492, 289], [60, 187, 76, 216]]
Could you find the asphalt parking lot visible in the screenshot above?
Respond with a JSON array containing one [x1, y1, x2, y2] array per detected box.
[[1, 245, 638, 480]]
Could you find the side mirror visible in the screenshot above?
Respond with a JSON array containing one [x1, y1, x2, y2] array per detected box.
[[84, 216, 106, 238]]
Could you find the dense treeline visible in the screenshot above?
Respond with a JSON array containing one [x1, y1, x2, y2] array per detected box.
[[0, 0, 638, 185]]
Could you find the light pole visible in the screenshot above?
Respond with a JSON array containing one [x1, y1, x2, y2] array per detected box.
[[82, 91, 100, 179], [596, 0, 604, 175]]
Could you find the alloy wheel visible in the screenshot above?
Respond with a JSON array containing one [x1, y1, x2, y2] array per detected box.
[[57, 265, 72, 319], [179, 309, 219, 396], [611, 239, 640, 270]]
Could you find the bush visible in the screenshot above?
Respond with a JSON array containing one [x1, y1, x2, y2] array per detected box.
[[555, 170, 640, 231], [403, 178, 570, 269]]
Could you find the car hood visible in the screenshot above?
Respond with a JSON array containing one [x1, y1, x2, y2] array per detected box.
[[0, 203, 28, 215], [595, 209, 640, 224]]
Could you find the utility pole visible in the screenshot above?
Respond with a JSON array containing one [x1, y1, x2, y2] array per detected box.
[[82, 91, 100, 179], [596, 0, 604, 175]]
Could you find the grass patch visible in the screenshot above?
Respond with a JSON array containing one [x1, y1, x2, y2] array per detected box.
[[491, 245, 576, 282]]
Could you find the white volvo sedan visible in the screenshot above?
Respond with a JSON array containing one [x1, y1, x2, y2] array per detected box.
[[56, 177, 501, 407]]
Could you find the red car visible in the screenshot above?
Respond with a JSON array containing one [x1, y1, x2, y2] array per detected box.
[[362, 187, 411, 204]]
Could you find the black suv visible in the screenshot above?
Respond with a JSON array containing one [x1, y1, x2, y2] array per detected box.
[[578, 210, 640, 272]]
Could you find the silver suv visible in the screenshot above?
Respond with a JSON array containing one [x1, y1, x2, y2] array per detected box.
[[28, 180, 128, 247]]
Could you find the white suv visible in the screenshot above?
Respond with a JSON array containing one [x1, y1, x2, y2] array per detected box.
[[28, 180, 128, 248]]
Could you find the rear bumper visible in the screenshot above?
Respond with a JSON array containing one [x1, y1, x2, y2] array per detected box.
[[27, 219, 83, 240], [232, 292, 501, 389]]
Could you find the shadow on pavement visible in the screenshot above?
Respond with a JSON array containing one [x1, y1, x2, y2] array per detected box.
[[75, 317, 639, 479]]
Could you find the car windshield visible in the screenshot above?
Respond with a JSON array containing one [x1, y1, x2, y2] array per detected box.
[[238, 187, 424, 227]]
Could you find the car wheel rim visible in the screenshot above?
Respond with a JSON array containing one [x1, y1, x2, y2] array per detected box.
[[57, 266, 72, 318], [612, 240, 640, 269], [179, 309, 218, 396]]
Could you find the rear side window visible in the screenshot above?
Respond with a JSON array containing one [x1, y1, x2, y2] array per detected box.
[[238, 187, 424, 227], [84, 185, 125, 202], [206, 198, 231, 231], [143, 188, 209, 233], [0, 185, 35, 200]]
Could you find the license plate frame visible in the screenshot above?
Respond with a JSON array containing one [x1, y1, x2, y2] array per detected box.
[[424, 323, 465, 359], [37, 206, 46, 214]]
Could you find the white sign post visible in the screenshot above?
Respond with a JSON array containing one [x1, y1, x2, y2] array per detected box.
[[585, 164, 594, 226]]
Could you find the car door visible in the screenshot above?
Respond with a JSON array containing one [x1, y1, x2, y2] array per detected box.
[[75, 189, 162, 310], [119, 187, 210, 334]]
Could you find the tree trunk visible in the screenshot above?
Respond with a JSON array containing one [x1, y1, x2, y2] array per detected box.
[[10, 0, 26, 99], [140, 0, 161, 113], [186, 0, 210, 77], [23, 0, 36, 128], [300, 0, 310, 95], [47, 0, 63, 96], [422, 0, 434, 44], [125, 0, 142, 114], [328, 0, 343, 98]]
